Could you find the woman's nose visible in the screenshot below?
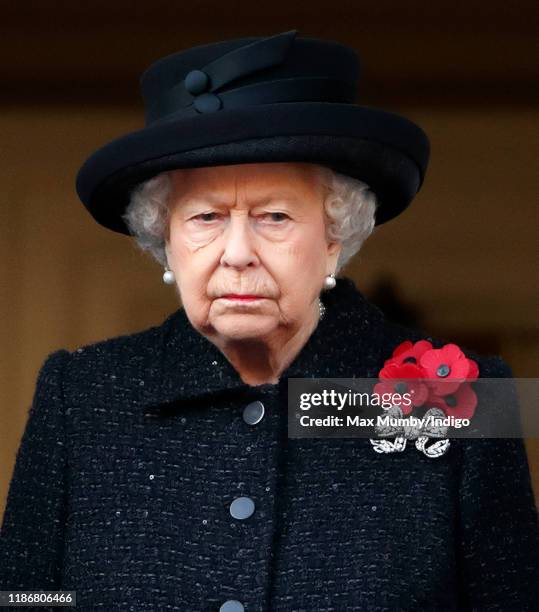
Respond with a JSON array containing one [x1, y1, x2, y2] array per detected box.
[[219, 214, 259, 269]]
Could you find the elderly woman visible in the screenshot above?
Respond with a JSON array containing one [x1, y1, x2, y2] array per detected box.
[[1, 30, 537, 612]]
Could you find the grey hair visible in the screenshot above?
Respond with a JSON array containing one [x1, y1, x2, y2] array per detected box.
[[122, 164, 378, 274]]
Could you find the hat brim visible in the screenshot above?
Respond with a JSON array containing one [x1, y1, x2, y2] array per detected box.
[[75, 102, 430, 234]]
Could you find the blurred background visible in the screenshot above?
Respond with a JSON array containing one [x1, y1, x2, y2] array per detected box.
[[1, 1, 538, 520]]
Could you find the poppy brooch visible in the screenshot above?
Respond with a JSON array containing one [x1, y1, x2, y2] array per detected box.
[[369, 340, 479, 458]]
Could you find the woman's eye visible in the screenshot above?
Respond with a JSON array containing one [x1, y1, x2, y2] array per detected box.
[[260, 212, 290, 223], [192, 212, 220, 223]]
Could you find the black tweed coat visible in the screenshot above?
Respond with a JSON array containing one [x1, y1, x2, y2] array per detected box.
[[1, 277, 537, 611]]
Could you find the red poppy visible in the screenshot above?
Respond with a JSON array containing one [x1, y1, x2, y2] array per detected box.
[[419, 343, 478, 395], [426, 382, 477, 419], [385, 339, 434, 368], [376, 362, 429, 414]]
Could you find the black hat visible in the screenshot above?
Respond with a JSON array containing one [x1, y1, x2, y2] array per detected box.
[[75, 30, 430, 235]]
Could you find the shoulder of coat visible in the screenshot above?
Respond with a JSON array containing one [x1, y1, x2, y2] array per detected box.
[[66, 314, 169, 376]]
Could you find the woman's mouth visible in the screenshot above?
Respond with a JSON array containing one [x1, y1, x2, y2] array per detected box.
[[221, 294, 263, 301]]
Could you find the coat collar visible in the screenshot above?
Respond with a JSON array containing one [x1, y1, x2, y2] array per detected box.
[[142, 276, 387, 415]]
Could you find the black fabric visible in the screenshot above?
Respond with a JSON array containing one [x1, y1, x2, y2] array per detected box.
[[75, 30, 430, 236], [1, 276, 537, 610], [144, 30, 350, 122], [140, 31, 361, 127]]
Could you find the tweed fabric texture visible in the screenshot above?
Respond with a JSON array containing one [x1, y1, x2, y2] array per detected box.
[[0, 277, 537, 611]]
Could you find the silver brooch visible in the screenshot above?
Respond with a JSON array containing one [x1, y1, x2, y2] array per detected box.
[[369, 405, 451, 458]]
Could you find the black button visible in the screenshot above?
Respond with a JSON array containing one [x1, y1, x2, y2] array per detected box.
[[193, 92, 222, 113], [243, 401, 265, 425], [229, 496, 255, 520], [184, 69, 209, 95], [219, 600, 244, 612]]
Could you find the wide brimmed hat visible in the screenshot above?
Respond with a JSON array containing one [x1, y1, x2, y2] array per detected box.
[[75, 29, 430, 234]]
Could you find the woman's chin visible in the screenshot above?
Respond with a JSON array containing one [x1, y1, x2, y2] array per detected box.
[[211, 313, 278, 339]]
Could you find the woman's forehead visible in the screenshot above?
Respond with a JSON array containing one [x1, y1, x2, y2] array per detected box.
[[180, 189, 301, 205]]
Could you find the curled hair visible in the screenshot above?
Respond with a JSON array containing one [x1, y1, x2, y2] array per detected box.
[[122, 164, 378, 273]]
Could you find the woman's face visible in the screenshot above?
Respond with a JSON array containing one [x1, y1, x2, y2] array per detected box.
[[164, 162, 341, 342]]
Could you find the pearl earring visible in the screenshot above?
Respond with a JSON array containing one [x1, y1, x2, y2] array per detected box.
[[323, 273, 336, 290], [162, 267, 175, 285]]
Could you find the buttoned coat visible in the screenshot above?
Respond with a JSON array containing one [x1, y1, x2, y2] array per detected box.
[[1, 277, 537, 611]]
